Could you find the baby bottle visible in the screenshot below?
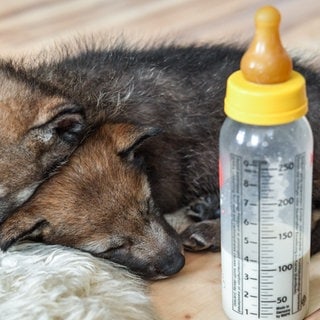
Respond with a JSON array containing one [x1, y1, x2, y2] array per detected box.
[[219, 6, 313, 320]]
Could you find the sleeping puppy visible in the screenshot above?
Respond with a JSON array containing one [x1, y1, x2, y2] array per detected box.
[[0, 122, 185, 280], [0, 41, 319, 276], [0, 42, 240, 224]]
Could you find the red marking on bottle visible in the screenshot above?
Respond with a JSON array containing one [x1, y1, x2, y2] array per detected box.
[[219, 159, 223, 189], [310, 152, 314, 165]]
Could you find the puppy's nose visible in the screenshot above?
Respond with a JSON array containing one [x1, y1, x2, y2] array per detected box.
[[155, 252, 185, 277]]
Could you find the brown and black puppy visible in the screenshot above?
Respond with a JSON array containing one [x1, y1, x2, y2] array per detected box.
[[0, 41, 319, 261], [0, 122, 184, 279], [0, 43, 241, 223], [5, 41, 320, 211], [0, 43, 242, 225]]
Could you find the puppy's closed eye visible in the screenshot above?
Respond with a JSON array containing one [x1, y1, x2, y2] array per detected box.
[[79, 238, 129, 255], [0, 217, 49, 251]]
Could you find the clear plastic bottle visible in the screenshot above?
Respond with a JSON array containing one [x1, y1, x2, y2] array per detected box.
[[220, 117, 313, 320], [219, 6, 314, 320]]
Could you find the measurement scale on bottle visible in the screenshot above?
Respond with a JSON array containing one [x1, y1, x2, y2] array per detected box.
[[228, 153, 308, 319]]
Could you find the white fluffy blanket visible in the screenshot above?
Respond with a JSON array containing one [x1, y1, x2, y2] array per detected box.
[[0, 242, 159, 320]]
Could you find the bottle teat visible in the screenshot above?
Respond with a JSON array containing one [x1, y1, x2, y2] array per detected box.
[[240, 6, 292, 84], [224, 5, 308, 126]]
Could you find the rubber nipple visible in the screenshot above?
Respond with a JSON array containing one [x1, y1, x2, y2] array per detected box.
[[240, 6, 292, 84]]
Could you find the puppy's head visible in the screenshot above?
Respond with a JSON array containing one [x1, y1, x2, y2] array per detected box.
[[0, 68, 85, 222], [0, 123, 184, 279]]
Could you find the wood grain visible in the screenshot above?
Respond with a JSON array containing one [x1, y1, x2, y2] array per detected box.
[[1, 0, 320, 56], [1, 1, 319, 319], [150, 252, 320, 320]]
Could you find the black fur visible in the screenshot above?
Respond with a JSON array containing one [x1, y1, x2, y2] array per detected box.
[[1, 40, 319, 244], [0, 44, 252, 209]]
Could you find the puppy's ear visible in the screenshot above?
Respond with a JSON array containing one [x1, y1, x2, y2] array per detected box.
[[36, 104, 86, 146], [112, 124, 161, 160], [0, 215, 48, 251]]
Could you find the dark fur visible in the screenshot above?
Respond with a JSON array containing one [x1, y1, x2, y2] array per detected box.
[[0, 68, 86, 221], [0, 123, 184, 279], [0, 40, 319, 273], [11, 41, 320, 211], [0, 42, 244, 220]]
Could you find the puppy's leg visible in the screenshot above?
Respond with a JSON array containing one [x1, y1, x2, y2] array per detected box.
[[163, 194, 220, 251], [178, 194, 221, 251], [180, 182, 320, 253], [180, 219, 220, 252], [185, 194, 220, 221]]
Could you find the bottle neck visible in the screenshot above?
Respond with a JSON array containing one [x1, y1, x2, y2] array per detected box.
[[224, 70, 308, 126]]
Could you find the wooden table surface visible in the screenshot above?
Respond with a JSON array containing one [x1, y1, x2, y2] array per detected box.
[[150, 252, 320, 320], [1, 1, 320, 319], [1, 0, 320, 56]]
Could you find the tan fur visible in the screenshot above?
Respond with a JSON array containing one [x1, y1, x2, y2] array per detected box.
[[0, 71, 86, 221], [0, 123, 184, 279], [1, 41, 319, 276]]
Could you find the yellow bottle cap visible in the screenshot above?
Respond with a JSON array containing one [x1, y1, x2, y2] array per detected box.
[[224, 6, 308, 125]]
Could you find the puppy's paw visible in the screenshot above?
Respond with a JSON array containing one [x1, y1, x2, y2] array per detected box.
[[180, 219, 220, 252], [185, 194, 220, 222]]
